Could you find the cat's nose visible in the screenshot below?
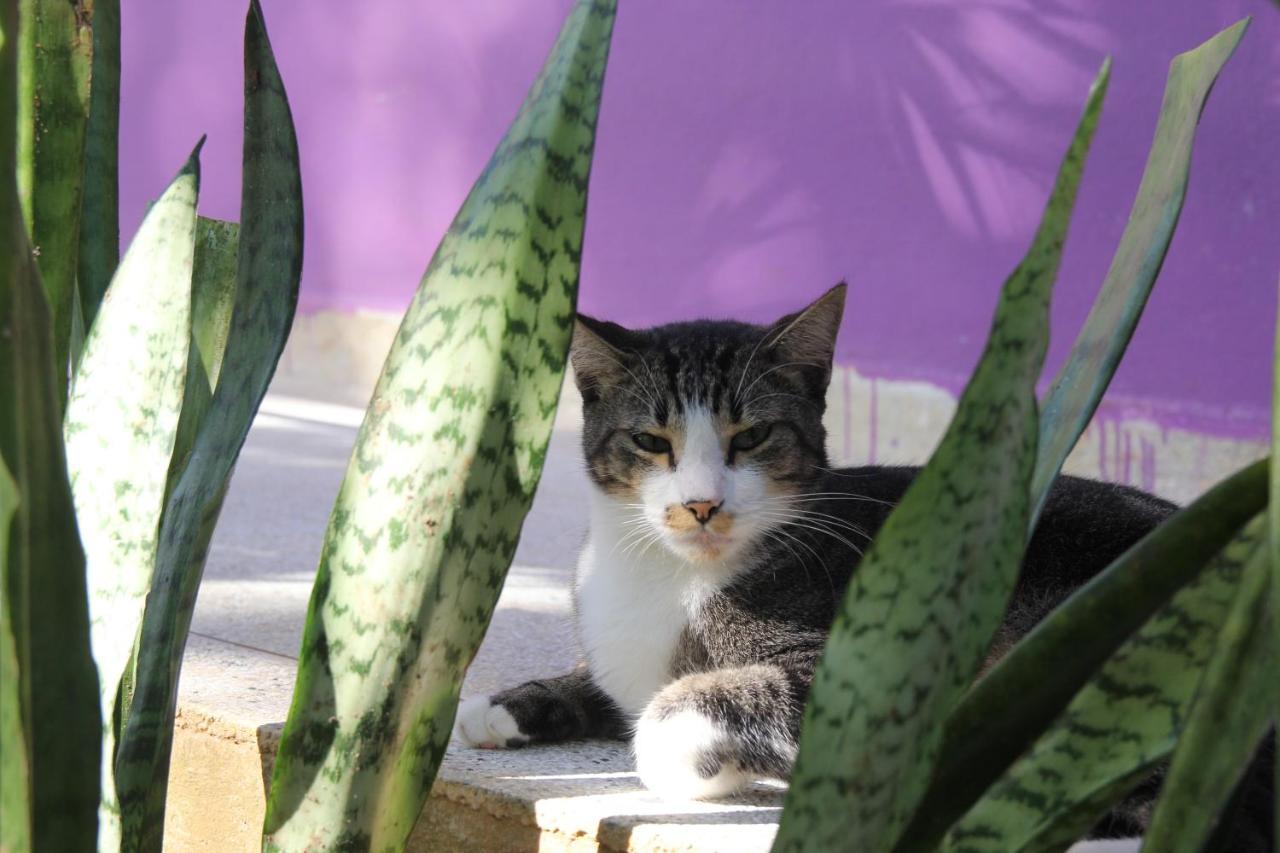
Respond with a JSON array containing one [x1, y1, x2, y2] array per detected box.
[[684, 499, 723, 525]]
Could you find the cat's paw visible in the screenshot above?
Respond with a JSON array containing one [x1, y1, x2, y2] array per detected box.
[[453, 696, 530, 749], [633, 705, 750, 800]]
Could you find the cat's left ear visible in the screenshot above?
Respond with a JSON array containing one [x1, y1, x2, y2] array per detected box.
[[765, 282, 846, 394]]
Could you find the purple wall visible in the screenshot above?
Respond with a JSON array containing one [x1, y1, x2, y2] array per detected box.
[[120, 1, 1279, 437]]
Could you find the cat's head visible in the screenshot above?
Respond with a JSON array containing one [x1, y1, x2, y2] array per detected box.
[[571, 284, 845, 566]]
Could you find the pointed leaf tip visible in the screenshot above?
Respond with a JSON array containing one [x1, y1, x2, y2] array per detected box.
[[179, 137, 206, 191]]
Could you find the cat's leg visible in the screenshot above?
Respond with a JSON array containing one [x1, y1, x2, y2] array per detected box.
[[454, 666, 627, 749], [634, 661, 806, 799]]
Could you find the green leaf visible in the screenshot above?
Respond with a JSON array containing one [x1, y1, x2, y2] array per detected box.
[[1030, 19, 1250, 526], [1, 3, 101, 848], [16, 0, 93, 405], [77, 0, 121, 339], [164, 215, 240, 507], [0, 11, 31, 851], [0, 211, 101, 853], [942, 516, 1267, 853], [263, 1, 617, 848], [188, 217, 240, 394], [771, 60, 1109, 853], [1141, 549, 1275, 852], [113, 3, 302, 848], [1272, 239, 1280, 852], [0, 457, 30, 853], [1270, 277, 1280, 851], [64, 142, 202, 850], [892, 457, 1268, 852]]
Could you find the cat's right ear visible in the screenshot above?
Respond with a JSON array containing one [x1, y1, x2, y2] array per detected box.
[[571, 315, 642, 403]]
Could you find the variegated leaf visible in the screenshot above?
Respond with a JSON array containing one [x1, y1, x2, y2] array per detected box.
[[772, 59, 1109, 853], [941, 516, 1266, 853], [1030, 19, 1249, 526], [64, 143, 201, 851], [264, 1, 617, 849], [114, 4, 302, 849]]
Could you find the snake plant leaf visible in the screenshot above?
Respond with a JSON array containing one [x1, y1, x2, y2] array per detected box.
[[1, 4, 101, 847], [165, 216, 240, 506], [1270, 276, 1280, 849], [64, 142, 202, 851], [941, 516, 1267, 853], [16, 0, 94, 404], [892, 457, 1268, 852], [771, 61, 1109, 853], [1141, 551, 1275, 852], [113, 4, 302, 848], [0, 458, 30, 853], [108, 217, 233, 755], [0, 12, 28, 851], [77, 0, 121, 338], [0, 211, 102, 853], [188, 217, 240, 394], [263, 1, 616, 848], [1029, 19, 1249, 527]]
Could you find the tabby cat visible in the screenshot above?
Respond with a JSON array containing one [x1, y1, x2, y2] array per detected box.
[[454, 284, 1274, 847]]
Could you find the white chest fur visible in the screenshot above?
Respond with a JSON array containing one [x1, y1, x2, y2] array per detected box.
[[575, 500, 723, 717]]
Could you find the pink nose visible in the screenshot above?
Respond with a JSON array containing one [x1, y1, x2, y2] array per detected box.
[[684, 499, 723, 524]]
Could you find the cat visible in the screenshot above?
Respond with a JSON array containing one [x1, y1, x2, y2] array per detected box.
[[453, 284, 1274, 847]]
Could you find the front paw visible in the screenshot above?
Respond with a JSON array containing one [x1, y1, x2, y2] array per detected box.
[[453, 696, 530, 749], [634, 704, 750, 800]]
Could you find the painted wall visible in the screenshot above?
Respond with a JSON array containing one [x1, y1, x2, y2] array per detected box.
[[119, 1, 1279, 437]]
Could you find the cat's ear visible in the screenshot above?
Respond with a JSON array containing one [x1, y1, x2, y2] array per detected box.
[[765, 282, 846, 394], [571, 314, 644, 403]]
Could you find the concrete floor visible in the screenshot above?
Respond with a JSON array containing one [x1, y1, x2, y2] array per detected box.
[[172, 392, 1141, 852]]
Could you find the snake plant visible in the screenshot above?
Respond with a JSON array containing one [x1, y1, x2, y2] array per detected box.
[[264, 0, 617, 848], [776, 18, 1275, 853], [1, 1, 301, 851]]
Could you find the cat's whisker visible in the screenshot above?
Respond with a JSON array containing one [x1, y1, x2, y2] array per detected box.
[[757, 527, 812, 589], [784, 520, 865, 559], [810, 465, 880, 479], [768, 507, 870, 540], [609, 526, 648, 558], [756, 501, 878, 539], [619, 531, 655, 560], [761, 525, 835, 597], [771, 492, 897, 508], [754, 510, 866, 557], [781, 507, 872, 541]]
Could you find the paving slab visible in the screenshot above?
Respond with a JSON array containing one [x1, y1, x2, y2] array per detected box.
[[168, 392, 1140, 852]]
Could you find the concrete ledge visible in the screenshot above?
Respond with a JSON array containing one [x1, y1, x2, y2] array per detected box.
[[167, 639, 787, 852]]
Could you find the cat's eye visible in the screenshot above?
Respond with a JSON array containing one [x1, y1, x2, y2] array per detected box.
[[730, 423, 773, 453], [632, 432, 672, 454]]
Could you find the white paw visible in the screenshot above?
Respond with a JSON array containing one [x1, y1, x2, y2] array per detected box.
[[633, 707, 750, 800], [453, 696, 528, 749]]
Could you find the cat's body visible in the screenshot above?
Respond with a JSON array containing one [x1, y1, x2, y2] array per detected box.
[[454, 285, 1274, 847]]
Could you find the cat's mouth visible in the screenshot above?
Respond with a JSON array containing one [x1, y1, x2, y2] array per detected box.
[[672, 529, 735, 561]]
